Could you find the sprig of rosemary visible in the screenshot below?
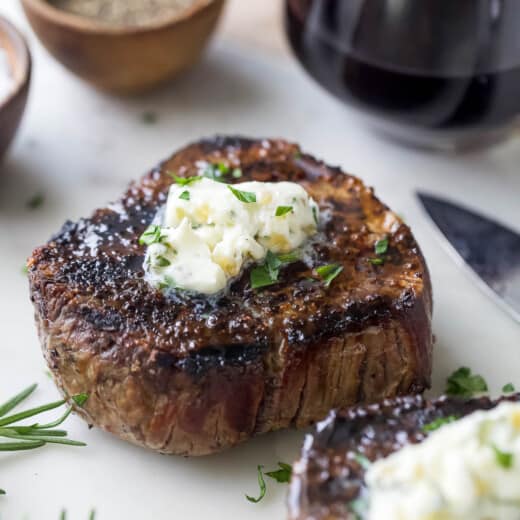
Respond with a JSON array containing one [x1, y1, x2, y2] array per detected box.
[[0, 383, 88, 495]]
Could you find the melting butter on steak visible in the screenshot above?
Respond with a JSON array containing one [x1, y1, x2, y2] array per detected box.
[[28, 136, 433, 456]]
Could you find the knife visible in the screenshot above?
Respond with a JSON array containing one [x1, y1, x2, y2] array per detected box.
[[417, 192, 520, 324]]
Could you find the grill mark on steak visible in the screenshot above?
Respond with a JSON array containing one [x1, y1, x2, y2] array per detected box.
[[288, 393, 520, 520], [29, 136, 433, 455]]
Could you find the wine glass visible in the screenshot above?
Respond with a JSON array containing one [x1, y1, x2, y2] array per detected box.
[[286, 0, 520, 151]]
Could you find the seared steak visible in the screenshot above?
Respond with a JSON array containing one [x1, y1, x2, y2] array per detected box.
[[288, 393, 520, 520], [28, 136, 433, 456]]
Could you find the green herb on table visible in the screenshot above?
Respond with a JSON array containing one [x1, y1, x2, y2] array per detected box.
[[250, 250, 300, 290], [503, 383, 516, 394], [423, 415, 458, 433], [316, 264, 343, 287], [27, 193, 44, 210], [246, 465, 266, 503], [275, 205, 293, 217], [141, 111, 158, 124], [179, 190, 190, 201], [493, 445, 514, 469], [228, 185, 256, 203], [264, 462, 292, 483], [0, 384, 88, 495], [445, 367, 488, 398], [246, 462, 292, 503]]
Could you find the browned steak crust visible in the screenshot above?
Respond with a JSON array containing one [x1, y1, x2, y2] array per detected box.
[[28, 136, 433, 455], [288, 393, 520, 520]]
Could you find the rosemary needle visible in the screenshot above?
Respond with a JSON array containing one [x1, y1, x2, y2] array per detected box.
[[0, 383, 88, 495]]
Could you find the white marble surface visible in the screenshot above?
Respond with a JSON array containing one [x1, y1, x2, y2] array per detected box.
[[1, 1, 519, 519]]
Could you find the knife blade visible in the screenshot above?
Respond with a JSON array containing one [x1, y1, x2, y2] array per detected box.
[[417, 192, 520, 324]]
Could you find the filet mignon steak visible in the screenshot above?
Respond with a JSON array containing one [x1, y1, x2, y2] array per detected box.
[[28, 136, 433, 456], [288, 393, 520, 520]]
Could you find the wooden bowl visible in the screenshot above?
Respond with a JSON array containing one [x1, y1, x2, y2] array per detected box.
[[0, 17, 31, 161], [21, 0, 225, 95]]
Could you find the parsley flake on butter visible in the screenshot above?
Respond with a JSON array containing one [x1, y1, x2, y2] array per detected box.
[[227, 185, 257, 203]]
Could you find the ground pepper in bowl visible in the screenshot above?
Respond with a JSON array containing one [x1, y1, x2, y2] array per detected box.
[[48, 0, 203, 26]]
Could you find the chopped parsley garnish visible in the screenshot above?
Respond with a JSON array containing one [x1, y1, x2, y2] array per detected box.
[[503, 383, 516, 394], [179, 190, 190, 201], [275, 205, 293, 217], [445, 367, 488, 398], [353, 452, 371, 470], [493, 445, 514, 469], [158, 275, 176, 290], [0, 489, 5, 495], [369, 236, 389, 265], [348, 498, 368, 520], [27, 193, 44, 210], [246, 465, 266, 503], [246, 463, 292, 503], [141, 111, 157, 124], [250, 250, 300, 290], [374, 237, 389, 255], [276, 250, 301, 263], [138, 225, 164, 246], [232, 168, 243, 178], [154, 255, 171, 267], [312, 206, 319, 226], [250, 265, 276, 290], [202, 162, 231, 181], [316, 264, 343, 287], [264, 462, 292, 483], [169, 174, 202, 187], [228, 185, 257, 203], [423, 415, 458, 433]]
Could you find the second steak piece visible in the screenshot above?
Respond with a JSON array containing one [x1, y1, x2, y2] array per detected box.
[[288, 393, 520, 520], [29, 136, 433, 455]]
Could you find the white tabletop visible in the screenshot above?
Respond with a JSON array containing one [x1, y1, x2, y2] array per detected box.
[[1, 1, 519, 519]]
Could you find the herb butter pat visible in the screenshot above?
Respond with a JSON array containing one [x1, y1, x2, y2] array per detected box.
[[365, 401, 520, 520], [143, 178, 319, 294]]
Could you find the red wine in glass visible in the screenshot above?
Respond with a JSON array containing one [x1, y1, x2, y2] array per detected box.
[[286, 0, 520, 150]]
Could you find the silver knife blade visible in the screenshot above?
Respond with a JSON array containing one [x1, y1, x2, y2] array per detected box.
[[417, 192, 520, 324]]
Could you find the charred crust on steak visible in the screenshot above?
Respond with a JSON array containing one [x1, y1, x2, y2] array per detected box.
[[288, 393, 520, 520], [29, 136, 433, 455]]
